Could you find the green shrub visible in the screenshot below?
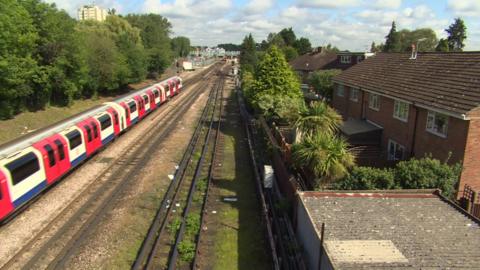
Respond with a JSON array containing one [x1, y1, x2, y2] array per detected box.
[[333, 166, 396, 190], [185, 214, 201, 236], [333, 156, 461, 198], [178, 240, 196, 262], [394, 156, 461, 198]]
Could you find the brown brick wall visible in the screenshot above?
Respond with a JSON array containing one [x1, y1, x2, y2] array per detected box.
[[331, 84, 348, 119], [413, 109, 468, 164], [458, 119, 480, 197], [332, 83, 469, 167]]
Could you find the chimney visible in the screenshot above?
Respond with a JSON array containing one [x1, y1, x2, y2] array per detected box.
[[410, 43, 417, 60]]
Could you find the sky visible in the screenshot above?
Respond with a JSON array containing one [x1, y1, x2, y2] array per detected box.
[[47, 0, 480, 51]]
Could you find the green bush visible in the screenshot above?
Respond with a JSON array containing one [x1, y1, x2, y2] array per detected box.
[[178, 240, 196, 262], [333, 166, 396, 190], [394, 156, 461, 198], [333, 156, 461, 198], [185, 214, 201, 236]]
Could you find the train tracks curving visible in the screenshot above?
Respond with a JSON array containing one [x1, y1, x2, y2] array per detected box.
[[0, 64, 220, 270], [132, 68, 226, 270]]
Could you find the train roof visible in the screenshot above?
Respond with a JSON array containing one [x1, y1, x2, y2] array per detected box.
[[0, 76, 181, 159]]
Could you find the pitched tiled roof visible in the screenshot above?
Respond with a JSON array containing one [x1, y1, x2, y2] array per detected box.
[[289, 51, 338, 71], [299, 190, 480, 269], [332, 52, 480, 117]]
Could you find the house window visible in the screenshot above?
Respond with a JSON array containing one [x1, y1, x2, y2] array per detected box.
[[350, 88, 359, 102], [337, 84, 345, 97], [388, 140, 405, 161], [357, 56, 363, 63], [393, 100, 409, 122], [340, 55, 351, 64], [369, 93, 380, 111], [426, 111, 448, 137]]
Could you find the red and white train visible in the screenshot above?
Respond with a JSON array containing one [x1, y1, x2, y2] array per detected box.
[[0, 76, 183, 222]]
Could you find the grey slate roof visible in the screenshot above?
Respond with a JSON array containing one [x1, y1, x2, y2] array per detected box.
[[299, 190, 480, 269]]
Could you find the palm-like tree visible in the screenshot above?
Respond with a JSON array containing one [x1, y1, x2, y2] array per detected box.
[[294, 101, 342, 140], [291, 132, 355, 189]]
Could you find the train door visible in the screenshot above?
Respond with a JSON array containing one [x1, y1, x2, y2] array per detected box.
[[76, 118, 101, 157], [142, 94, 150, 113], [127, 99, 138, 124], [0, 147, 47, 208], [0, 170, 14, 220], [147, 90, 156, 110], [164, 83, 170, 99], [60, 126, 87, 168], [168, 80, 174, 97], [120, 102, 131, 128], [32, 134, 70, 184], [134, 96, 145, 119], [107, 108, 120, 136], [95, 113, 115, 145], [153, 89, 161, 106], [158, 85, 166, 103]]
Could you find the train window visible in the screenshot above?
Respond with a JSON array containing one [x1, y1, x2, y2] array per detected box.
[[99, 114, 112, 131], [129, 102, 137, 113], [154, 90, 159, 98], [54, 139, 65, 160], [43, 145, 56, 167], [5, 152, 40, 185], [90, 122, 98, 138], [113, 111, 118, 125], [143, 95, 148, 104], [124, 107, 130, 119], [165, 85, 170, 92], [66, 130, 82, 150], [84, 125, 92, 142]]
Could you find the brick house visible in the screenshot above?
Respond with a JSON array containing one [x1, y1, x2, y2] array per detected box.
[[331, 52, 480, 196], [290, 47, 374, 83]]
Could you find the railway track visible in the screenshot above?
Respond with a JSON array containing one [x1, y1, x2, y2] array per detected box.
[[0, 64, 220, 270], [133, 69, 226, 270]]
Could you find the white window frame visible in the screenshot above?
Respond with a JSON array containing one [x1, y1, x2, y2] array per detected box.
[[368, 93, 380, 111], [426, 111, 448, 138], [393, 100, 409, 122], [388, 139, 405, 161], [350, 88, 359, 102], [337, 84, 345, 97], [340, 55, 351, 64]]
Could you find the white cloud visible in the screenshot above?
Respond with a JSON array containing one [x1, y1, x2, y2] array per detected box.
[[371, 0, 402, 9], [297, 0, 361, 9], [447, 0, 480, 17], [244, 0, 274, 14]]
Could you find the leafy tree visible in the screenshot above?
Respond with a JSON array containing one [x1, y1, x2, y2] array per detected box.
[[292, 133, 355, 188], [307, 69, 342, 100], [125, 14, 173, 76], [171, 36, 191, 57], [266, 33, 286, 48], [398, 28, 438, 52], [252, 45, 302, 119], [325, 43, 340, 53], [0, 0, 38, 118], [105, 15, 147, 84], [279, 27, 296, 47], [240, 33, 257, 74], [283, 46, 298, 62], [77, 21, 129, 95], [384, 21, 401, 52], [445, 18, 467, 51], [295, 101, 342, 137], [436, 38, 449, 52], [217, 43, 241, 51], [294, 37, 312, 55]]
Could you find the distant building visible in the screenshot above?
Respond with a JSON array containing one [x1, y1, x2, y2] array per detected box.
[[289, 47, 374, 83], [296, 190, 480, 269], [77, 4, 108, 22]]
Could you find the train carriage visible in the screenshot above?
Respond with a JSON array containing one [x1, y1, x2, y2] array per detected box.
[[0, 76, 183, 222], [0, 147, 47, 209]]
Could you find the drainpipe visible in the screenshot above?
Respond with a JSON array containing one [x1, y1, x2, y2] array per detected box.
[[410, 105, 419, 158]]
